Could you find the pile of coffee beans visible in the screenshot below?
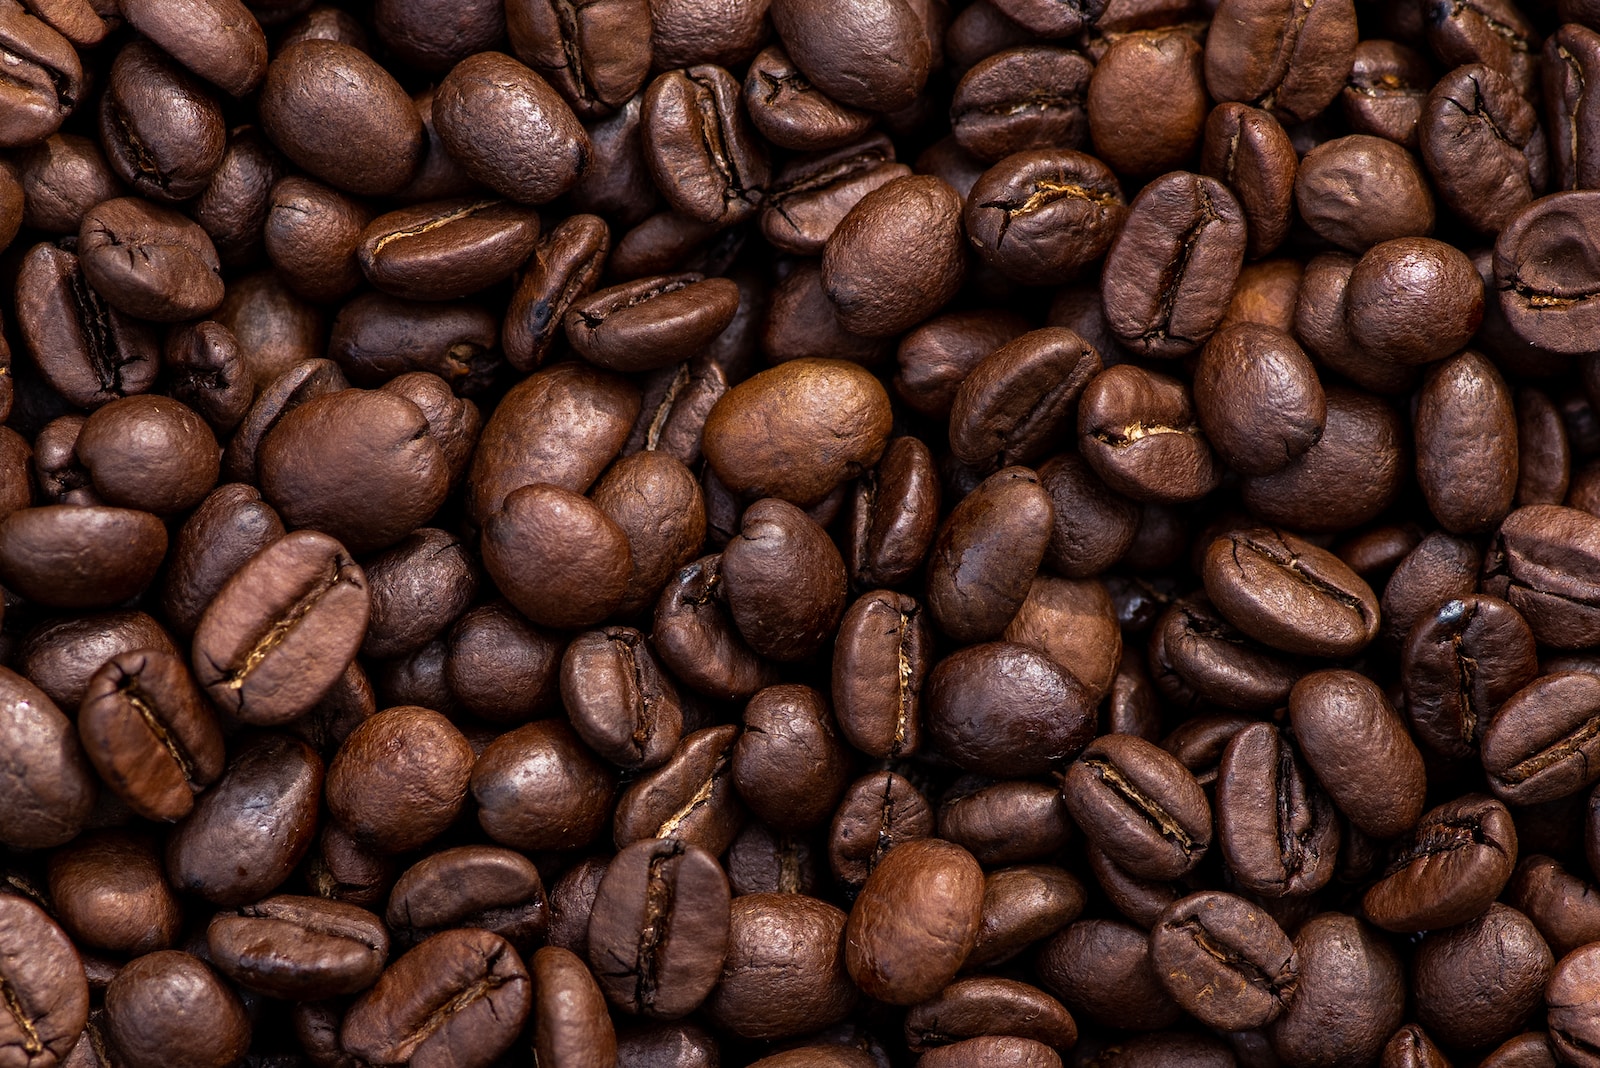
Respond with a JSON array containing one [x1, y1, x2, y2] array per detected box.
[[11, 0, 1600, 1064]]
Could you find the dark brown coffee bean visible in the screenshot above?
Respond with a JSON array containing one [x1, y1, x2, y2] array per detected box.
[[613, 724, 742, 855], [164, 322, 253, 435], [104, 952, 250, 1068], [78, 648, 225, 823], [506, 0, 650, 118], [1202, 0, 1357, 123], [0, 1, 81, 147], [1426, 0, 1538, 99], [1201, 103, 1297, 259], [260, 40, 423, 196], [16, 133, 121, 235], [192, 530, 369, 725], [704, 893, 855, 1039], [642, 65, 769, 227], [166, 732, 322, 906], [1063, 734, 1211, 880], [1482, 673, 1600, 806], [832, 590, 931, 759], [1037, 919, 1180, 1031], [845, 838, 982, 1006], [567, 274, 740, 373], [927, 467, 1052, 643], [703, 358, 891, 507], [0, 664, 94, 850], [1100, 171, 1246, 358], [1404, 594, 1539, 758], [1078, 365, 1223, 504], [434, 51, 590, 205], [561, 627, 683, 770], [895, 309, 1029, 419], [1202, 526, 1380, 657], [769, 0, 931, 113], [467, 361, 640, 523], [1215, 722, 1339, 897], [1495, 191, 1600, 356], [948, 329, 1101, 470], [588, 838, 731, 1019], [828, 770, 934, 888], [472, 719, 615, 851], [503, 213, 609, 372], [482, 483, 632, 630], [950, 47, 1092, 164], [1484, 505, 1600, 649], [1088, 30, 1204, 177], [1421, 63, 1546, 235], [327, 706, 474, 853], [161, 483, 285, 637], [98, 39, 223, 203], [208, 895, 388, 999], [1150, 890, 1297, 1031], [342, 928, 530, 1067], [78, 198, 224, 322], [761, 135, 907, 255], [357, 198, 540, 302], [926, 642, 1093, 777], [653, 554, 780, 701], [822, 175, 965, 337], [969, 864, 1084, 969], [1346, 237, 1483, 365], [73, 395, 219, 515], [937, 778, 1072, 867], [119, 0, 265, 95], [1294, 252, 1420, 395], [386, 845, 547, 951], [1363, 793, 1518, 933], [1148, 594, 1298, 714], [964, 150, 1124, 284], [1547, 24, 1600, 192], [0, 505, 166, 609], [744, 47, 874, 152], [1035, 454, 1137, 578], [732, 685, 849, 832], [847, 436, 941, 588], [1289, 669, 1426, 840], [1295, 136, 1435, 253], [1269, 912, 1403, 1066], [1193, 323, 1325, 476]]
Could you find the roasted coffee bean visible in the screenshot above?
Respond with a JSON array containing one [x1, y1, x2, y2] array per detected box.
[[964, 150, 1124, 284], [1037, 918, 1179, 1031], [327, 706, 474, 853], [1087, 29, 1203, 178], [613, 723, 742, 854], [1347, 237, 1483, 366], [937, 778, 1072, 867], [1202, 527, 1380, 658], [1427, 0, 1538, 99], [16, 244, 160, 407], [768, 0, 931, 113], [847, 436, 941, 588], [506, 0, 651, 119], [561, 627, 683, 770], [1494, 191, 1600, 356], [78, 198, 224, 323], [1215, 722, 1339, 897], [1484, 505, 1600, 649], [703, 358, 891, 507], [1481, 673, 1600, 806], [1148, 595, 1299, 713], [73, 395, 219, 515], [1270, 912, 1403, 1065], [434, 51, 590, 205], [1202, 0, 1357, 124], [1078, 365, 1222, 504], [948, 329, 1101, 470], [472, 719, 615, 851], [1149, 890, 1297, 1031], [1100, 171, 1246, 358], [822, 175, 965, 337], [566, 274, 740, 374], [0, 0, 81, 147], [0, 664, 94, 850], [1289, 670, 1426, 840], [588, 838, 730, 1019], [166, 732, 322, 906], [927, 467, 1052, 642], [104, 951, 250, 1068], [905, 976, 1076, 1052], [482, 483, 633, 629], [260, 40, 423, 196], [950, 47, 1091, 164], [48, 830, 180, 955], [761, 135, 907, 255], [342, 928, 530, 1067], [1413, 903, 1551, 1052], [1295, 135, 1435, 253], [386, 845, 547, 950], [845, 837, 983, 1005], [208, 895, 388, 999], [357, 198, 541, 302], [1200, 103, 1297, 260], [896, 309, 1030, 419], [703, 893, 855, 1039], [745, 48, 874, 152], [1421, 63, 1546, 235], [653, 555, 779, 701], [504, 213, 609, 372], [1193, 324, 1325, 476], [927, 642, 1094, 777], [1404, 594, 1539, 758], [642, 66, 768, 227], [119, 0, 266, 97], [192, 530, 369, 725], [831, 590, 930, 758], [0, 505, 167, 609], [98, 39, 223, 203], [77, 648, 224, 823], [1363, 793, 1519, 933], [164, 321, 252, 435], [732, 685, 848, 831], [1062, 734, 1211, 881]]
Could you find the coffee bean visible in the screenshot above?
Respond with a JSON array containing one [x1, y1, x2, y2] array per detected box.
[[1289, 669, 1426, 839], [769, 0, 931, 113], [0, 1, 81, 147], [1203, 0, 1357, 124], [1202, 527, 1380, 658], [386, 844, 547, 951], [1413, 903, 1551, 1052], [1149, 890, 1297, 1031], [105, 952, 250, 1068], [357, 198, 541, 302], [642, 66, 769, 227], [1037, 919, 1180, 1031], [1269, 912, 1403, 1065], [48, 830, 181, 955], [704, 893, 855, 1039], [566, 274, 741, 373], [0, 505, 167, 609], [506, 0, 651, 118], [822, 175, 965, 337], [1063, 733, 1211, 881], [587, 838, 730, 1018], [927, 642, 1093, 777], [208, 895, 388, 999], [964, 150, 1125, 284], [1494, 191, 1600, 356], [1363, 793, 1519, 933], [845, 838, 983, 1005], [327, 706, 474, 853], [342, 928, 531, 1066], [1201, 103, 1296, 259], [98, 39, 223, 203], [1078, 365, 1222, 504], [951, 47, 1091, 163], [1484, 505, 1600, 649]]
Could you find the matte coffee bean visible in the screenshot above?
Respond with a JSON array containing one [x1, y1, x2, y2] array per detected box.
[[938, 779, 1072, 867], [327, 706, 474, 853], [950, 47, 1092, 164], [1484, 505, 1600, 649], [161, 484, 285, 637], [822, 175, 965, 338], [1148, 595, 1299, 714], [1413, 903, 1551, 1052], [78, 198, 224, 323], [472, 719, 615, 851], [612, 724, 742, 855], [192, 530, 370, 725], [1036, 919, 1180, 1032], [895, 309, 1029, 419], [1203, 0, 1357, 123], [1482, 673, 1600, 806], [1150, 890, 1297, 1031], [926, 642, 1094, 777], [1269, 913, 1403, 1066], [1062, 734, 1211, 881], [1215, 723, 1339, 898], [0, 506, 167, 609], [341, 928, 530, 1067], [1289, 670, 1426, 840], [98, 40, 224, 203], [847, 436, 941, 588], [503, 213, 609, 372], [964, 150, 1125, 284], [845, 838, 983, 1006], [703, 893, 855, 1039], [588, 838, 730, 1019], [207, 895, 388, 999], [119, 0, 266, 96], [48, 830, 181, 955], [768, 0, 931, 113]]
